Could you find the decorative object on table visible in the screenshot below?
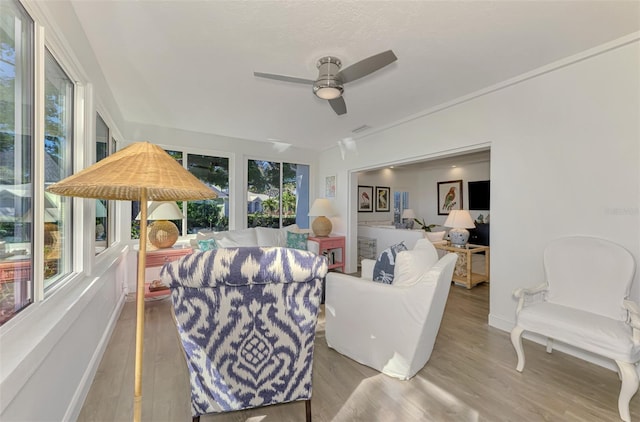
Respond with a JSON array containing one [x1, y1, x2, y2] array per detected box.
[[357, 185, 373, 212], [375, 186, 390, 212], [162, 247, 328, 422], [136, 201, 184, 249], [325, 175, 336, 198], [437, 180, 463, 215], [308, 198, 337, 237], [444, 209, 475, 247], [401, 208, 416, 229], [476, 214, 484, 224], [46, 141, 215, 422], [414, 217, 436, 232]]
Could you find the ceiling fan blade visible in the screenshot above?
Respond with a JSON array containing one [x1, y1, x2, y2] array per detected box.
[[329, 97, 347, 115], [337, 50, 397, 84], [253, 72, 314, 85]]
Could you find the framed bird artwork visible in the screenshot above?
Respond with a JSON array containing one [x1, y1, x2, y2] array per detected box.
[[358, 185, 374, 212], [437, 180, 463, 215], [375, 186, 390, 212]]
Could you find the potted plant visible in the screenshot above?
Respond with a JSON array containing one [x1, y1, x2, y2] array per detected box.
[[414, 217, 436, 232]]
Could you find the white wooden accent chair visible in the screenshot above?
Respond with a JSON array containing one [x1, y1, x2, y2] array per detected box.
[[511, 236, 638, 421]]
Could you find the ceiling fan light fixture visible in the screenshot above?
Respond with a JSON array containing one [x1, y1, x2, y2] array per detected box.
[[313, 78, 343, 99]]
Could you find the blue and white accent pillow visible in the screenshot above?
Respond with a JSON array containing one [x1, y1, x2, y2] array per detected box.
[[373, 242, 408, 284]]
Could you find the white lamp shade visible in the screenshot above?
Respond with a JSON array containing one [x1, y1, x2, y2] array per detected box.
[[136, 201, 183, 221], [402, 208, 416, 219], [444, 210, 475, 229], [308, 198, 337, 217]]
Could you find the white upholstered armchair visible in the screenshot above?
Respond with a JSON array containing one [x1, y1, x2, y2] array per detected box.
[[511, 236, 638, 421], [325, 239, 457, 380]]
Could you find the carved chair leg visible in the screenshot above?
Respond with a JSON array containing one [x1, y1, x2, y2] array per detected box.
[[615, 361, 638, 422], [305, 399, 312, 422], [510, 325, 526, 372]]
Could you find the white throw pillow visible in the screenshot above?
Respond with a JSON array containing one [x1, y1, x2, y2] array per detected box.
[[425, 231, 446, 242], [214, 228, 258, 247], [393, 247, 439, 286]]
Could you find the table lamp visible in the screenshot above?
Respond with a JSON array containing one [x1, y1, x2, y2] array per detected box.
[[308, 198, 337, 237], [136, 201, 183, 249], [444, 209, 475, 247], [401, 208, 416, 229]]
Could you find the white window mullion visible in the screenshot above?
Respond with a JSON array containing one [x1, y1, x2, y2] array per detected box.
[[32, 23, 46, 302]]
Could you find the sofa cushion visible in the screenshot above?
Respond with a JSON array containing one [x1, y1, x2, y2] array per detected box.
[[372, 242, 407, 284], [214, 228, 258, 248], [393, 246, 439, 286], [286, 231, 309, 250], [255, 227, 284, 247]]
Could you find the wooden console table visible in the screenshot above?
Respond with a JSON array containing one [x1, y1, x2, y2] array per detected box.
[[434, 243, 490, 289], [308, 235, 345, 272]]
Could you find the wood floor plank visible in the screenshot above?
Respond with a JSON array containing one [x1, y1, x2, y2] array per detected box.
[[77, 283, 637, 421]]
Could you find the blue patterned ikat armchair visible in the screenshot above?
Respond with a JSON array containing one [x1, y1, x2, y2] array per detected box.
[[161, 246, 328, 422]]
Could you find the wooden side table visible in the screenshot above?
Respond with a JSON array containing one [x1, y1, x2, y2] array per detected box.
[[434, 243, 490, 289], [143, 245, 193, 299], [308, 235, 345, 272]]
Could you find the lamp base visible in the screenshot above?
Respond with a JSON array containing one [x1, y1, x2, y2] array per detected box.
[[311, 216, 332, 237], [148, 220, 179, 249], [449, 228, 470, 247]]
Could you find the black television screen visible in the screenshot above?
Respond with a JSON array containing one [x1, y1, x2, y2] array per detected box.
[[468, 180, 490, 210]]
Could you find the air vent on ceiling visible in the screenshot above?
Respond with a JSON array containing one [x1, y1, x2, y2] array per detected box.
[[352, 124, 371, 133]]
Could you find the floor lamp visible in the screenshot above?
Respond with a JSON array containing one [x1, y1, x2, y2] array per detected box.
[[46, 141, 215, 422]]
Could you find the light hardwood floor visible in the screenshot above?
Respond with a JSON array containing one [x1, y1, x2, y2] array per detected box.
[[78, 282, 636, 421]]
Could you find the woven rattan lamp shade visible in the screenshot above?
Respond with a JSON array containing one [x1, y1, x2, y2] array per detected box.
[[47, 141, 214, 201], [46, 141, 215, 422]]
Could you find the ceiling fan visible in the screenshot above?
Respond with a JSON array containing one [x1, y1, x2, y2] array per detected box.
[[254, 50, 397, 116]]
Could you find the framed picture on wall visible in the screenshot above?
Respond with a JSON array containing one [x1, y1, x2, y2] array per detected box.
[[357, 185, 374, 212], [437, 180, 463, 215], [325, 175, 336, 198], [375, 186, 390, 212]]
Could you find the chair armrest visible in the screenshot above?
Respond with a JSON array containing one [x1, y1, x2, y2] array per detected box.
[[306, 239, 319, 255], [513, 282, 548, 314], [624, 300, 640, 342], [360, 258, 375, 280]]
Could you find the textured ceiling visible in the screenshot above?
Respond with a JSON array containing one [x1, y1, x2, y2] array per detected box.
[[69, 1, 640, 151]]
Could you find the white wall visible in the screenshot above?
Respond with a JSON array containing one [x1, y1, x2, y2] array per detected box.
[[318, 35, 640, 337]]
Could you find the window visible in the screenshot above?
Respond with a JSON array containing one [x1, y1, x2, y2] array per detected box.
[[95, 113, 110, 254], [0, 1, 34, 324], [130, 150, 229, 238], [247, 160, 309, 228], [394, 191, 409, 224], [43, 50, 73, 290], [186, 153, 229, 233]]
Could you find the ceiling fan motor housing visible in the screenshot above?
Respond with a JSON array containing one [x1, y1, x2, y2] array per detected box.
[[313, 56, 344, 99]]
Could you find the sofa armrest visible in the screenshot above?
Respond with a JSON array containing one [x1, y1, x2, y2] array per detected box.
[[513, 282, 548, 314], [306, 239, 319, 255], [360, 258, 375, 280], [624, 300, 640, 342]]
